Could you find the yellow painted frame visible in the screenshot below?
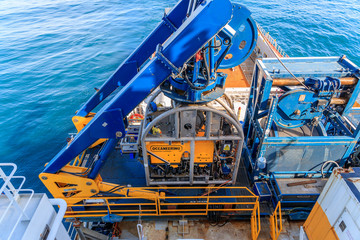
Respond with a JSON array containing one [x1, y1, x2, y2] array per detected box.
[[72, 113, 107, 148], [269, 201, 282, 240]]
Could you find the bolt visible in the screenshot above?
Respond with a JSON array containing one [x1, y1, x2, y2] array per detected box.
[[41, 176, 48, 180], [86, 182, 92, 186], [116, 131, 123, 137], [90, 189, 96, 193]]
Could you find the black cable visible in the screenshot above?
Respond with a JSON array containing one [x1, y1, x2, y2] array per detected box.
[[214, 44, 231, 70], [261, 30, 310, 90], [108, 186, 125, 194], [307, 159, 340, 171], [203, 50, 211, 82], [203, 36, 223, 52], [217, 220, 229, 227], [183, 69, 209, 90]]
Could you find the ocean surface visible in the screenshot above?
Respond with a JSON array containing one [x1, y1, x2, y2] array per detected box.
[[0, 0, 359, 193]]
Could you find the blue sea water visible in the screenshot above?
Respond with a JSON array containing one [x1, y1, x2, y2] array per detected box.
[[0, 0, 359, 192]]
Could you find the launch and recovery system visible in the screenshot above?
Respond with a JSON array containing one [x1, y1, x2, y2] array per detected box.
[[38, 0, 360, 236], [40, 0, 257, 191]]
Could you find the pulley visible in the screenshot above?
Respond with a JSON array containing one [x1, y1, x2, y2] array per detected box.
[[216, 3, 258, 69], [161, 3, 258, 103]]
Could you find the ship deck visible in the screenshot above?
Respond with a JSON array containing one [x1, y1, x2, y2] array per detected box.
[[100, 152, 147, 187], [99, 151, 253, 187], [112, 218, 304, 240]]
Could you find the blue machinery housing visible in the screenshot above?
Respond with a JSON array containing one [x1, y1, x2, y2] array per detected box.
[[243, 56, 360, 218], [243, 56, 360, 176]]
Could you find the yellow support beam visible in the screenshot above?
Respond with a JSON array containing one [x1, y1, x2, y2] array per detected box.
[[97, 181, 162, 201], [40, 163, 162, 205], [39, 165, 101, 205], [72, 113, 107, 148]]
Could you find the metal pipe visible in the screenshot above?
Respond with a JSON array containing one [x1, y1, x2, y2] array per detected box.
[[330, 97, 348, 105], [231, 140, 243, 185], [272, 77, 358, 86], [210, 38, 215, 78], [140, 89, 162, 134], [223, 92, 234, 110], [147, 151, 171, 165], [190, 140, 195, 185], [321, 161, 339, 177], [141, 105, 243, 142], [215, 98, 238, 123], [138, 88, 162, 143], [144, 136, 241, 142], [47, 198, 68, 240], [88, 138, 118, 179]]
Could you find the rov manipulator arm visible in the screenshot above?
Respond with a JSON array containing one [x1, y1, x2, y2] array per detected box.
[[42, 0, 234, 175]]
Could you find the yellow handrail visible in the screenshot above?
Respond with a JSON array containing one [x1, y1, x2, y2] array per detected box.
[[63, 186, 260, 237], [251, 201, 261, 240], [270, 201, 282, 240]]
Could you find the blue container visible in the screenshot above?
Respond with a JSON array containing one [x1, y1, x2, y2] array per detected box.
[[253, 182, 272, 202]]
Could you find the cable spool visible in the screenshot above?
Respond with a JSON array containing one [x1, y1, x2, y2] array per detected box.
[[274, 90, 331, 129]]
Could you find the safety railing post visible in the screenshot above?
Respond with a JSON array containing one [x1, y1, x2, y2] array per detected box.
[[270, 202, 282, 240], [251, 213, 255, 240], [105, 199, 111, 215], [251, 198, 260, 240], [157, 195, 161, 216], [257, 201, 260, 235], [206, 188, 210, 215], [155, 197, 159, 216], [270, 213, 275, 239]]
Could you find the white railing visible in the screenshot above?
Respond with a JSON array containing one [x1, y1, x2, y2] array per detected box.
[[0, 163, 72, 240], [257, 23, 289, 58], [47, 199, 68, 240], [67, 222, 78, 239], [0, 163, 34, 240]]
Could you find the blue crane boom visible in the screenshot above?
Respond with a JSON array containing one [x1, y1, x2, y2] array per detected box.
[[76, 0, 191, 117], [43, 0, 234, 174]]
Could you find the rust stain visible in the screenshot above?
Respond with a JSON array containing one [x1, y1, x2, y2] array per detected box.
[[219, 65, 250, 88], [348, 178, 360, 183]]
